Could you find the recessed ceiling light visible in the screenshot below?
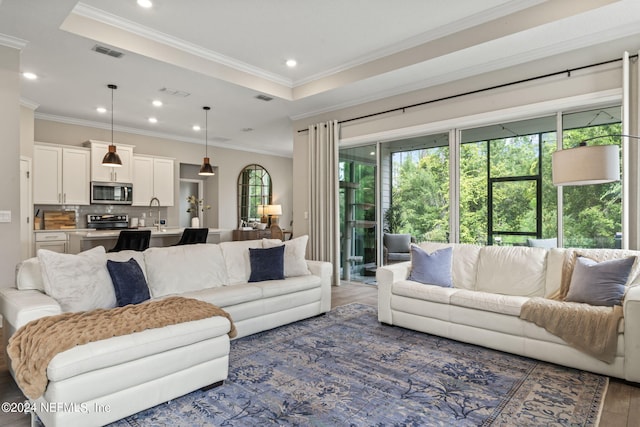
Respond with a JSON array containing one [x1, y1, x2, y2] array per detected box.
[[192, 125, 201, 131], [96, 107, 107, 114], [22, 72, 38, 80], [286, 59, 297, 68], [370, 151, 375, 156], [137, 0, 153, 8], [148, 117, 158, 124], [152, 100, 163, 107]]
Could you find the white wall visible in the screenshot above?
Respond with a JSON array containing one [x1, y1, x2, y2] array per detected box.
[[0, 45, 21, 287], [34, 119, 293, 231]]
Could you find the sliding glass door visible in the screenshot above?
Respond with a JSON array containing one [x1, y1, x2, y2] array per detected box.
[[339, 145, 377, 283]]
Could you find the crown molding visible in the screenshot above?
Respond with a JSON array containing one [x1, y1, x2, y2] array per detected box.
[[0, 33, 27, 50], [72, 3, 292, 87], [20, 98, 39, 110]]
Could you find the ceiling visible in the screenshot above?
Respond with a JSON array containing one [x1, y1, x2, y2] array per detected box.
[[2, 0, 640, 158]]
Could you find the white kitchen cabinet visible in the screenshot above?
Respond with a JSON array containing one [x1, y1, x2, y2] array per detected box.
[[33, 144, 90, 205], [86, 140, 134, 184], [132, 155, 174, 206], [34, 231, 68, 254]]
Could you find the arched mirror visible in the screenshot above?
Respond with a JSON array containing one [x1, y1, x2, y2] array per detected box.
[[237, 164, 272, 227]]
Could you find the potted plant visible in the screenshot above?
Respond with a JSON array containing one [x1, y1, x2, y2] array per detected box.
[[186, 195, 211, 227]]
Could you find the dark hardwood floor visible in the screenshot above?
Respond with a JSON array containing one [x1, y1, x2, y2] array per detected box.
[[0, 281, 637, 426]]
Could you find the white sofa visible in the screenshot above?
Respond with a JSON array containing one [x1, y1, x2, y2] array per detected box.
[[377, 241, 640, 382], [0, 237, 332, 427]]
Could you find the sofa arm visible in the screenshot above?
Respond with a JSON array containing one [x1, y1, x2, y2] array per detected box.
[[376, 261, 411, 324], [624, 285, 640, 382], [0, 287, 62, 331], [306, 260, 333, 313]]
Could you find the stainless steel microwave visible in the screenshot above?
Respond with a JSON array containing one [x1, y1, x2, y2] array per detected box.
[[90, 181, 133, 205]]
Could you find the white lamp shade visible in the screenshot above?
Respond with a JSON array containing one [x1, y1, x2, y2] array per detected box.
[[267, 204, 282, 216], [552, 144, 619, 186]]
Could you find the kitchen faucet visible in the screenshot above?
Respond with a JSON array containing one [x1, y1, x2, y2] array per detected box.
[[149, 197, 161, 230]]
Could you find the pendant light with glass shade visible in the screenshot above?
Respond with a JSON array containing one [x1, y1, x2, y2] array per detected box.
[[199, 106, 215, 176], [102, 84, 123, 167]]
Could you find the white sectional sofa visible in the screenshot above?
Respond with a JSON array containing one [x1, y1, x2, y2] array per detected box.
[[0, 237, 332, 427], [377, 241, 640, 382]]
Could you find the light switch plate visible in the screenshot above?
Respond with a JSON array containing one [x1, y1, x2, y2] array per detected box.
[[0, 210, 11, 223]]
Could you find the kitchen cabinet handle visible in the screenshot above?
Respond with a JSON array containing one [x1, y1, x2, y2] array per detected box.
[[58, 193, 62, 203], [63, 193, 66, 203]]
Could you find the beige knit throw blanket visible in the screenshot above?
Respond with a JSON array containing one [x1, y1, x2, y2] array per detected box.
[[519, 248, 631, 364], [520, 297, 622, 363], [7, 296, 237, 399]]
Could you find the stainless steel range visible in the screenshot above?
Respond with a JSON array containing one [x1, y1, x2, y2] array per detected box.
[[87, 214, 129, 230]]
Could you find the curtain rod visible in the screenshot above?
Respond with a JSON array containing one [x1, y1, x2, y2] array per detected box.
[[297, 55, 637, 133]]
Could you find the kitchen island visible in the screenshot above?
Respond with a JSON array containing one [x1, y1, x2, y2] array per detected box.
[[67, 228, 232, 254]]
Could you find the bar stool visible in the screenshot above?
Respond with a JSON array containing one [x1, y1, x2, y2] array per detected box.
[[173, 228, 209, 245], [108, 230, 151, 252]]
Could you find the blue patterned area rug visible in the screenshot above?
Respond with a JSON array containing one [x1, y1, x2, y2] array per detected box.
[[111, 303, 607, 426]]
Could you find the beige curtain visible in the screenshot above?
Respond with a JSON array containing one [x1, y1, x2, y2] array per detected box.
[[308, 120, 340, 286]]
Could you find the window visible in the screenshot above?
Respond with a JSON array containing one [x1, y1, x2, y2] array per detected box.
[[385, 133, 450, 243], [460, 116, 556, 245], [237, 164, 271, 226], [561, 108, 622, 248]]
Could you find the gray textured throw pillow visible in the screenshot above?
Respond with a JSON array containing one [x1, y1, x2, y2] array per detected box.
[[408, 245, 453, 288], [565, 256, 635, 306]]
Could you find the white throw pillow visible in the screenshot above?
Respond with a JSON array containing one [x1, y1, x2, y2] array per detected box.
[[263, 235, 311, 277], [38, 246, 116, 312]]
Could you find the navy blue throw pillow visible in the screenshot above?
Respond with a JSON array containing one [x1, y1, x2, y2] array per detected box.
[[249, 245, 285, 282], [106, 258, 151, 306]]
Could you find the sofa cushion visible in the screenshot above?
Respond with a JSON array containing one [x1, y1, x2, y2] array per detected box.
[[565, 256, 635, 307], [252, 274, 322, 298], [449, 289, 529, 316], [262, 235, 311, 277], [476, 246, 547, 297], [181, 283, 263, 307], [38, 246, 116, 312], [388, 253, 411, 262], [393, 280, 460, 304], [417, 242, 481, 290], [220, 240, 263, 285], [46, 315, 231, 383], [106, 258, 151, 306], [384, 234, 412, 253], [144, 244, 228, 298], [408, 245, 452, 288], [249, 246, 285, 282]]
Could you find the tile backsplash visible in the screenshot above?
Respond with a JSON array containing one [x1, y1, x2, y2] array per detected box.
[[34, 205, 168, 229]]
